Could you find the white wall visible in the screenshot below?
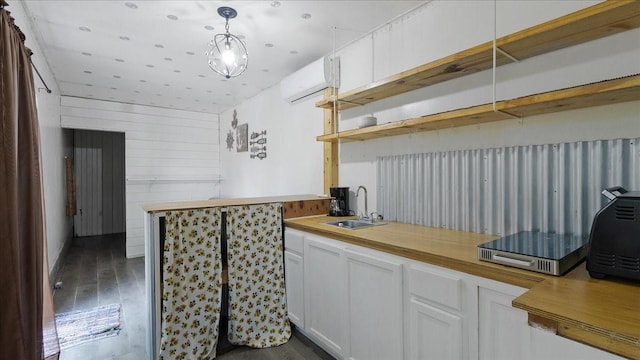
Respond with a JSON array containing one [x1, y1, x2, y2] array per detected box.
[[222, 0, 640, 217], [219, 87, 326, 198], [60, 97, 221, 257], [11, 1, 74, 274]]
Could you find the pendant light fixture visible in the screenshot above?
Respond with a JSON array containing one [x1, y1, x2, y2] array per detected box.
[[206, 6, 248, 79]]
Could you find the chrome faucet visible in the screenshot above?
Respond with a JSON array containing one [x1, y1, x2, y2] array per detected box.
[[356, 185, 368, 221]]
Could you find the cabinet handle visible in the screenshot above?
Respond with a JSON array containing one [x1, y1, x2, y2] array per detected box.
[[492, 254, 533, 267]]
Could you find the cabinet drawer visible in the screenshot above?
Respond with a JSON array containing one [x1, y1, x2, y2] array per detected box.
[[408, 263, 463, 312], [284, 228, 304, 254]]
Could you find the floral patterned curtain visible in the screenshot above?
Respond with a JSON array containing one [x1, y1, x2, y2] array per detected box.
[[160, 208, 223, 359], [226, 203, 291, 347]]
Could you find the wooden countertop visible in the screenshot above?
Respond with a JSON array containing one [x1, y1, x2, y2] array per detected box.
[[285, 215, 548, 288], [513, 266, 640, 359], [143, 194, 330, 213], [285, 215, 640, 359]]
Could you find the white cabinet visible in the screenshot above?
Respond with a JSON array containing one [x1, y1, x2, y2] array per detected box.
[[405, 262, 474, 360], [407, 300, 463, 360], [284, 229, 305, 328], [345, 248, 403, 360], [304, 234, 348, 359], [530, 326, 624, 360], [287, 228, 624, 360], [477, 281, 530, 360], [297, 232, 404, 360], [284, 251, 304, 327], [476, 279, 625, 360]]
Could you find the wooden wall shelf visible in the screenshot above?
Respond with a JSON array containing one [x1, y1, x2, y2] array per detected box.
[[316, 75, 640, 143], [316, 1, 640, 111]]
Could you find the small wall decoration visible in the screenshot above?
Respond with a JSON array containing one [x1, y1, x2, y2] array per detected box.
[[236, 123, 248, 152], [226, 130, 234, 151], [231, 109, 238, 129], [250, 130, 267, 160]]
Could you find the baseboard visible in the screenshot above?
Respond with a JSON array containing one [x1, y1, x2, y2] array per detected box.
[[126, 244, 145, 259], [49, 236, 73, 287]]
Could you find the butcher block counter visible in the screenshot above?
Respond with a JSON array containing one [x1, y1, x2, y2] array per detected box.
[[285, 215, 640, 359], [142, 194, 330, 218]]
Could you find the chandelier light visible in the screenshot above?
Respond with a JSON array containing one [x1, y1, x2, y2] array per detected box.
[[206, 7, 248, 79]]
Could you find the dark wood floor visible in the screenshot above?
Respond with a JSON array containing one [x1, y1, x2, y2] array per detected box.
[[52, 233, 334, 360]]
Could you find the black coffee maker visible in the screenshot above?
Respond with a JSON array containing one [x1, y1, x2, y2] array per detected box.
[[329, 187, 350, 216]]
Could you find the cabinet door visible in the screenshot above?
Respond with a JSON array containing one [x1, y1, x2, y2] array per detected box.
[[478, 285, 530, 360], [284, 250, 304, 328], [345, 249, 403, 360], [530, 326, 624, 360], [407, 298, 463, 360], [284, 228, 304, 253], [304, 236, 347, 359]]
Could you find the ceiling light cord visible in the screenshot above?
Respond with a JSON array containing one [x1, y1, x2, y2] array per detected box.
[[206, 7, 248, 79]]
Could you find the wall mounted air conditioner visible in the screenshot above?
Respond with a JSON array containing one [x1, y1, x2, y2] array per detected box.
[[280, 56, 340, 104]]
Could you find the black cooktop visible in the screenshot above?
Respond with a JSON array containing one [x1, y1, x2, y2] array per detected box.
[[478, 231, 589, 260]]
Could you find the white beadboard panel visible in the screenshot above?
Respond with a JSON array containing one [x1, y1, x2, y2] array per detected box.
[[126, 158, 216, 170], [125, 181, 220, 257], [127, 148, 218, 161], [127, 138, 218, 152], [60, 112, 217, 135], [61, 96, 214, 121], [61, 97, 220, 258], [125, 184, 219, 203], [378, 138, 640, 237], [125, 168, 220, 179], [61, 105, 216, 128], [124, 132, 214, 146], [61, 115, 217, 141]]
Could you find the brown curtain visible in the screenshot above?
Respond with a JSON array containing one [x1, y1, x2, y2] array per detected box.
[[0, 3, 59, 360]]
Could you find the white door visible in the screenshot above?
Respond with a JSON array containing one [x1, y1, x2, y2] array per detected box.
[[345, 249, 403, 360], [407, 298, 463, 360], [73, 129, 125, 237], [478, 285, 530, 360], [304, 235, 347, 359], [284, 250, 304, 328]]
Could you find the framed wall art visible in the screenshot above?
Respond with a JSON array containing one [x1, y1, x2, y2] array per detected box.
[[236, 123, 248, 152]]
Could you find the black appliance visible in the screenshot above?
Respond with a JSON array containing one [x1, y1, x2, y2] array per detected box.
[[329, 186, 350, 216], [587, 186, 640, 281], [478, 231, 589, 276]]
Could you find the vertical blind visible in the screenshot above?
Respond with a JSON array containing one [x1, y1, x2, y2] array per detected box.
[[377, 138, 640, 236]]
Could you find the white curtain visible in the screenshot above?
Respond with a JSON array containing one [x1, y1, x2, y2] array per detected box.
[[226, 203, 291, 347], [160, 208, 223, 359]]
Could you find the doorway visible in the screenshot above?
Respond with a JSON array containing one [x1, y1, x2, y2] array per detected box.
[[73, 129, 125, 237]]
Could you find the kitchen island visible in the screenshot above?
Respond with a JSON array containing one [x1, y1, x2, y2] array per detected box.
[[285, 215, 639, 359], [143, 194, 330, 359]]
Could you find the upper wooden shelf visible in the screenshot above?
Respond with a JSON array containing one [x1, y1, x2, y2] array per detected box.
[[316, 75, 640, 143], [316, 0, 640, 111]]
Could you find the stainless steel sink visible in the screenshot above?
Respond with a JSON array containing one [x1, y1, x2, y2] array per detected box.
[[324, 219, 385, 230]]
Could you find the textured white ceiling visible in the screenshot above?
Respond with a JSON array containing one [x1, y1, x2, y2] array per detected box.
[[20, 0, 422, 114]]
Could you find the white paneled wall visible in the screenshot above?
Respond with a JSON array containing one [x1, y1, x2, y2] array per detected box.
[[61, 97, 220, 258], [11, 1, 73, 273]]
